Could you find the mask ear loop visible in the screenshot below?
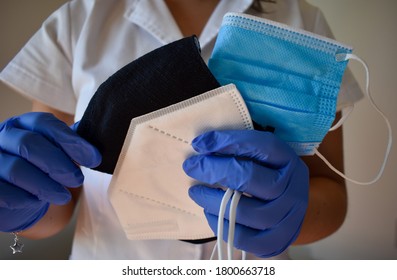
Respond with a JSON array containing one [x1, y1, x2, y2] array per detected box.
[[215, 188, 246, 260], [329, 105, 354, 131], [315, 53, 393, 185], [227, 190, 242, 260], [217, 188, 233, 260]]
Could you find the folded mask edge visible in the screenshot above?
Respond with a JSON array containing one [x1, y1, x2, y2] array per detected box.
[[222, 12, 353, 54]]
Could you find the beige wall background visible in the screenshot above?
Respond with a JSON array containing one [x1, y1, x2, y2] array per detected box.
[[0, 0, 396, 259], [0, 0, 75, 260], [290, 0, 397, 259]]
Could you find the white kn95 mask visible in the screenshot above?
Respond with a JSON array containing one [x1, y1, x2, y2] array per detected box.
[[108, 84, 253, 241]]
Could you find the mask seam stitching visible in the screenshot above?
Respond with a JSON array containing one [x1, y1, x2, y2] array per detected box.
[[147, 125, 190, 144], [228, 91, 254, 130], [117, 189, 201, 217]]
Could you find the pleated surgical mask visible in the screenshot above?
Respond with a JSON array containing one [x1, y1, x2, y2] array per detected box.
[[208, 13, 392, 186], [209, 13, 351, 156], [108, 84, 253, 241]]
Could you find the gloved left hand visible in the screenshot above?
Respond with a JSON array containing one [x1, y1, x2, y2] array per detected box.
[[0, 113, 101, 232], [183, 130, 309, 258]]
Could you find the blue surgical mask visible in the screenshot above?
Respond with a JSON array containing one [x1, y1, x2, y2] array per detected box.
[[208, 13, 392, 186], [209, 13, 352, 156]]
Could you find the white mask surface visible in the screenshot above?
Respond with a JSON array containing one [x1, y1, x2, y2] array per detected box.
[[108, 84, 253, 241]]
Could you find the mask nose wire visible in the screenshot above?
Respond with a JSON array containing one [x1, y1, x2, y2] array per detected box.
[[315, 53, 393, 186]]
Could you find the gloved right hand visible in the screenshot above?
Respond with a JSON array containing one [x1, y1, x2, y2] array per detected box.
[[183, 130, 309, 258], [0, 112, 101, 232]]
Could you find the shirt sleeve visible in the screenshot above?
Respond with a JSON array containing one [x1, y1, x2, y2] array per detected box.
[[0, 2, 77, 115]]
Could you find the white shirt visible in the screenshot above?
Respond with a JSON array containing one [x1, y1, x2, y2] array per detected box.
[[0, 0, 362, 259]]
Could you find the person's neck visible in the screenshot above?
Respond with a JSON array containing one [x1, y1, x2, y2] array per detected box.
[[165, 0, 220, 36]]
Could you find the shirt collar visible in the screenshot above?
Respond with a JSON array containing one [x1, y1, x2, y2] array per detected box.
[[125, 0, 254, 47], [125, 0, 182, 45], [199, 0, 254, 48]]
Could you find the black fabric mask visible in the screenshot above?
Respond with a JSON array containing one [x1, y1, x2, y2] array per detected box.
[[77, 36, 220, 174]]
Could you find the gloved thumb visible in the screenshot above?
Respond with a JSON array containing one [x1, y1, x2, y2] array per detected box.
[[69, 121, 80, 132]]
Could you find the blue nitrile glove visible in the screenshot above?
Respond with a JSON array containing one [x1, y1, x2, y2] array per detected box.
[[183, 130, 309, 258], [0, 112, 101, 232]]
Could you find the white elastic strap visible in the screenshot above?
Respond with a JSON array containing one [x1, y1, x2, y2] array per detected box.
[[242, 250, 247, 260], [316, 53, 393, 185], [217, 188, 233, 260], [329, 105, 354, 131], [210, 242, 217, 260], [227, 191, 242, 260], [217, 189, 246, 260]]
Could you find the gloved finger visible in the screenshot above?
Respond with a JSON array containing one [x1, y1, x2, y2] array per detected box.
[[191, 130, 295, 168], [0, 125, 84, 187], [183, 154, 291, 200], [204, 207, 304, 258], [0, 179, 43, 209], [10, 112, 101, 168], [0, 151, 71, 205], [189, 185, 296, 230], [0, 203, 49, 232], [69, 121, 80, 132]]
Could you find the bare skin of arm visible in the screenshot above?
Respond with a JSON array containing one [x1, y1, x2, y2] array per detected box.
[[296, 112, 347, 244], [20, 1, 347, 245]]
